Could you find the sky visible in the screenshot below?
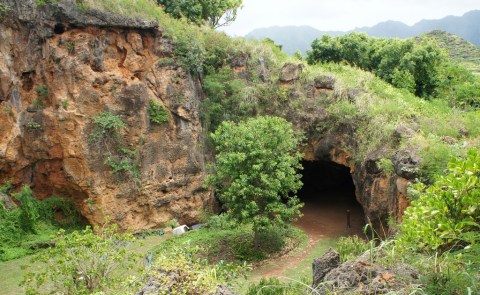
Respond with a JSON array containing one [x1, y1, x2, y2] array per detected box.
[[220, 0, 480, 36]]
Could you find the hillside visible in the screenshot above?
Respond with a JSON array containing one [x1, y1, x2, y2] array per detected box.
[[0, 1, 479, 294], [246, 10, 480, 55], [419, 30, 480, 75]]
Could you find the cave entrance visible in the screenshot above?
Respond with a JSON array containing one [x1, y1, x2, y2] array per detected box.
[[294, 160, 365, 238]]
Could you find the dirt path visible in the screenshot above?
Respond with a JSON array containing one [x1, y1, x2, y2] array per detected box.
[[255, 187, 365, 278]]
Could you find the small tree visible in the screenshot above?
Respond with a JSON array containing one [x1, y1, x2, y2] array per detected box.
[[157, 0, 243, 28], [207, 116, 304, 241]]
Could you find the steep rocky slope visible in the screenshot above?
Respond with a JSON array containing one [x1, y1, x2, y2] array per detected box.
[[0, 0, 210, 230]]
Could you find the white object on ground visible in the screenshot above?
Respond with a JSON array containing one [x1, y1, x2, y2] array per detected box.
[[172, 225, 190, 236]]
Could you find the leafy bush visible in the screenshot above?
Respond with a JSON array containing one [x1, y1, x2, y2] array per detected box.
[[206, 116, 304, 238], [399, 149, 480, 252], [0, 2, 10, 20], [157, 0, 242, 28], [206, 213, 238, 230], [89, 112, 142, 179], [23, 224, 139, 294], [148, 99, 170, 124], [104, 147, 140, 177], [34, 85, 49, 98]]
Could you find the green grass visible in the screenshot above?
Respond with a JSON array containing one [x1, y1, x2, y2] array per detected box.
[[0, 234, 167, 295], [151, 225, 306, 264], [284, 238, 337, 280]]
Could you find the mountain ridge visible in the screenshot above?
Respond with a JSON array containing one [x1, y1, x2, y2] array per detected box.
[[245, 10, 480, 54]]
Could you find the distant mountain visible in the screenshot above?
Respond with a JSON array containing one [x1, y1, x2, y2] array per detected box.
[[245, 10, 480, 55], [418, 30, 480, 75], [245, 26, 343, 55]]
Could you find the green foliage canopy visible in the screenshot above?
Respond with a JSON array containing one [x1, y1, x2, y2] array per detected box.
[[157, 0, 242, 28], [207, 116, 304, 234]]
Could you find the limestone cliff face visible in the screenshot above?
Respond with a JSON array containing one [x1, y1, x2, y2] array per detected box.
[[0, 0, 210, 230]]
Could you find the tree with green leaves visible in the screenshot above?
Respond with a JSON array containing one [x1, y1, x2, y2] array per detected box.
[[157, 0, 242, 28], [206, 116, 304, 242]]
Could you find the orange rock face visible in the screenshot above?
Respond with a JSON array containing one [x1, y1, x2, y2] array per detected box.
[[0, 5, 210, 230]]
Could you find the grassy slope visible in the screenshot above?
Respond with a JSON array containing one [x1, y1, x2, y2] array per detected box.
[[419, 30, 480, 75]]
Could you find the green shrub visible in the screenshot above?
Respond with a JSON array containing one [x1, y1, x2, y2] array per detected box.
[[34, 85, 49, 98], [0, 2, 10, 19], [148, 99, 169, 124], [399, 149, 480, 252], [206, 213, 238, 230], [90, 111, 126, 143], [0, 179, 13, 194], [1, 183, 82, 261], [206, 116, 304, 238], [104, 147, 140, 177], [22, 224, 139, 294], [378, 158, 394, 174]]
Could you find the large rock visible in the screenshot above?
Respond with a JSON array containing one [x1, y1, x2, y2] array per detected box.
[[392, 149, 420, 180], [279, 63, 303, 83], [312, 248, 340, 288], [313, 249, 420, 294], [314, 75, 336, 90]]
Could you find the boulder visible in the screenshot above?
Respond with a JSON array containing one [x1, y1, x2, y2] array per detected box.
[[392, 149, 420, 180], [313, 249, 420, 294], [280, 63, 303, 83], [0, 192, 17, 209], [314, 75, 336, 90], [312, 248, 340, 288]]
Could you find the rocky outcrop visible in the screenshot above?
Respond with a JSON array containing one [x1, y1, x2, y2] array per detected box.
[[279, 62, 303, 83], [312, 248, 340, 287], [312, 249, 420, 294], [0, 1, 210, 230]]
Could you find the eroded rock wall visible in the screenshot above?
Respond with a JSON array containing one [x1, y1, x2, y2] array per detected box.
[[0, 0, 210, 230]]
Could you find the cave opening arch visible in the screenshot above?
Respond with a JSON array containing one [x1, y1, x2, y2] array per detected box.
[[295, 160, 366, 237]]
